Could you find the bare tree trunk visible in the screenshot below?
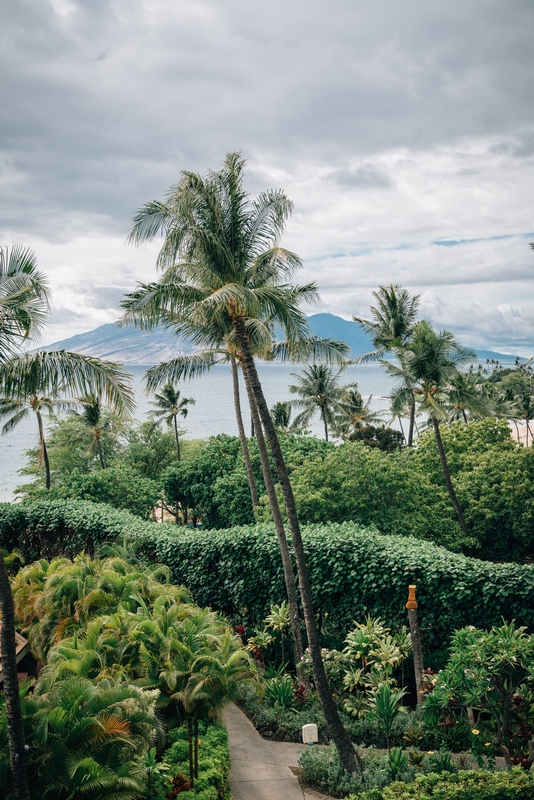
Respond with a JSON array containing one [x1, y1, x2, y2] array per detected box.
[[405, 586, 424, 709], [432, 418, 469, 535], [407, 399, 415, 447], [234, 318, 362, 776], [0, 555, 30, 800], [322, 411, 329, 442], [173, 415, 181, 460], [96, 435, 106, 469], [36, 409, 51, 490], [239, 355, 306, 682], [231, 354, 259, 507]]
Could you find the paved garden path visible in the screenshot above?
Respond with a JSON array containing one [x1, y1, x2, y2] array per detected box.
[[224, 703, 332, 800]]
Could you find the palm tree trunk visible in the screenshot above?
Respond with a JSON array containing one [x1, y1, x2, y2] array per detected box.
[[432, 418, 469, 535], [0, 555, 30, 800], [407, 399, 415, 447], [234, 318, 362, 776], [513, 419, 521, 443], [36, 409, 51, 490], [322, 410, 329, 442], [231, 354, 259, 507], [173, 415, 181, 460], [96, 435, 106, 469], [397, 415, 405, 443], [527, 420, 532, 448], [239, 355, 306, 681], [461, 409, 468, 424]]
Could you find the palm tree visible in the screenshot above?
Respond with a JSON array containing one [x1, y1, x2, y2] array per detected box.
[[0, 351, 134, 489], [289, 364, 350, 441], [0, 243, 50, 364], [122, 152, 362, 774], [387, 321, 476, 534], [264, 601, 290, 665], [0, 551, 30, 800], [353, 285, 420, 445], [0, 243, 49, 800], [148, 382, 194, 460], [270, 400, 292, 431], [446, 371, 490, 423], [332, 386, 382, 439], [69, 394, 116, 469]]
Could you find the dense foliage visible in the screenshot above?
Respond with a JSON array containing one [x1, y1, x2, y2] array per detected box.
[[353, 770, 534, 800]]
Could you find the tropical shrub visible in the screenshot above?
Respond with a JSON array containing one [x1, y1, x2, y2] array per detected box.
[[151, 721, 231, 800], [23, 466, 161, 519], [353, 769, 534, 800]]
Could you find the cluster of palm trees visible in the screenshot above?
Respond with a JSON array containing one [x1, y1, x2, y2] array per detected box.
[[268, 363, 380, 441], [4, 551, 257, 797]]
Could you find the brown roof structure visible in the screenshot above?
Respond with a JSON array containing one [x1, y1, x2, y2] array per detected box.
[[0, 624, 30, 683]]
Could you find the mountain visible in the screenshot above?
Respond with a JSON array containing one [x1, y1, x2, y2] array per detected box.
[[41, 323, 198, 363], [40, 314, 518, 364]]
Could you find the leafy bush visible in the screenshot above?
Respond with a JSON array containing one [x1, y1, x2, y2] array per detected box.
[[152, 721, 231, 800], [35, 466, 161, 519], [353, 769, 534, 800]]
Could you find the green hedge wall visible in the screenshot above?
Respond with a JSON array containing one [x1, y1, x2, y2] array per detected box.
[[2, 501, 534, 652], [355, 770, 534, 800], [0, 499, 157, 561]]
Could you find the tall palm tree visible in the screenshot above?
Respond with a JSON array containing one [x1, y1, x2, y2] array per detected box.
[[0, 351, 134, 489], [387, 321, 476, 535], [0, 243, 50, 364], [0, 551, 30, 800], [0, 244, 49, 800], [289, 364, 350, 441], [353, 285, 420, 445], [148, 382, 194, 460], [122, 152, 362, 773]]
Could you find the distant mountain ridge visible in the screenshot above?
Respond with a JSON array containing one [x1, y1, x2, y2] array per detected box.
[[41, 313, 517, 364]]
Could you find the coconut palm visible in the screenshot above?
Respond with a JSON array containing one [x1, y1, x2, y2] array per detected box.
[[0, 246, 48, 800], [289, 364, 350, 441], [333, 387, 382, 439], [148, 382, 194, 460], [0, 243, 50, 364], [446, 371, 491, 423], [0, 351, 134, 489], [353, 285, 420, 445], [387, 321, 476, 534], [0, 551, 30, 800], [69, 394, 117, 469], [270, 401, 292, 432], [122, 152, 361, 773]]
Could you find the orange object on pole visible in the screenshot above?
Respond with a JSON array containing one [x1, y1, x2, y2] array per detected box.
[[405, 584, 418, 610]]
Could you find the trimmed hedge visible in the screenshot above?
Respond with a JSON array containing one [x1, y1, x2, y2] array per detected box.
[[0, 499, 157, 561], [2, 501, 534, 651], [355, 769, 534, 800]]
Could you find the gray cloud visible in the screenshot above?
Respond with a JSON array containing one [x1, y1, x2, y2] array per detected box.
[[1, 0, 534, 350]]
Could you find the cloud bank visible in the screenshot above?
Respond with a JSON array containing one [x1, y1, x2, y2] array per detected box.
[[1, 0, 533, 352]]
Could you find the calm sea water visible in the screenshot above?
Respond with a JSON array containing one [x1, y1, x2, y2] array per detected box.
[[0, 362, 395, 502], [0, 356, 518, 502]]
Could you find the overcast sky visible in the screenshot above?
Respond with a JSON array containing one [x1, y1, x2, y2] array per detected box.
[[2, 0, 534, 353]]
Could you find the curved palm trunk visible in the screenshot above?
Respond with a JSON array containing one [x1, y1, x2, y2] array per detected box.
[[231, 354, 259, 507], [96, 434, 106, 469], [239, 355, 305, 681], [173, 415, 181, 460], [0, 555, 30, 800], [234, 318, 362, 776], [432, 418, 469, 535], [36, 408, 51, 490], [407, 399, 416, 447], [461, 408, 468, 424]]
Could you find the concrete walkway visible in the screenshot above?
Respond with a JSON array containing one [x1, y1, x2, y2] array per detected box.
[[224, 703, 332, 800]]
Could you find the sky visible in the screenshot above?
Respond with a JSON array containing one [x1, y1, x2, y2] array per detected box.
[[2, 0, 534, 354]]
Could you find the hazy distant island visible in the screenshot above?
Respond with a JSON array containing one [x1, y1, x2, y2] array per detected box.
[[41, 312, 517, 364]]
